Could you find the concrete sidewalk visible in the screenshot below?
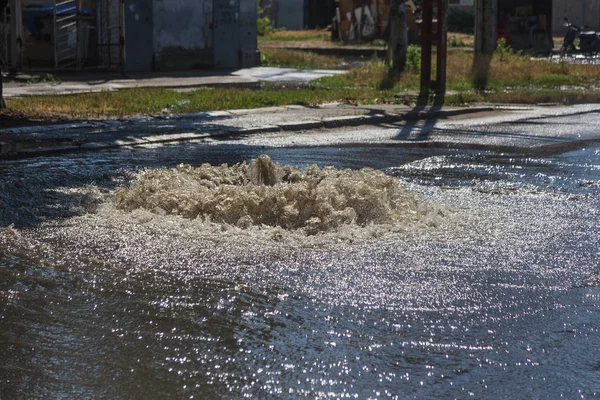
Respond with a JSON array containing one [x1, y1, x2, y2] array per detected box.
[[3, 67, 347, 98], [0, 66, 492, 159], [0, 102, 494, 158]]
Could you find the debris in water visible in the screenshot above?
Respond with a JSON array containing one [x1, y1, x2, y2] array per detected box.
[[114, 155, 432, 234]]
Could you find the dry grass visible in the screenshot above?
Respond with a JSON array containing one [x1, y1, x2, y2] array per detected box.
[[260, 48, 345, 69], [259, 29, 330, 42], [485, 90, 600, 104], [6, 48, 600, 121], [448, 33, 475, 47], [315, 49, 600, 103], [443, 50, 599, 89], [5, 86, 394, 119]]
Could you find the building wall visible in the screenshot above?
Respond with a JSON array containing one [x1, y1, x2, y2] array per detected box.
[[131, 0, 259, 71], [152, 0, 213, 70], [277, 0, 305, 30], [553, 0, 600, 33], [239, 0, 260, 67]]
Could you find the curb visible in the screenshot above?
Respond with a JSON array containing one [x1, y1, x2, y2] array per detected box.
[[0, 106, 495, 159]]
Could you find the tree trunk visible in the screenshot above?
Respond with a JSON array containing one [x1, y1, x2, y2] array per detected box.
[[0, 74, 5, 109], [388, 0, 407, 73], [0, 0, 8, 109], [473, 0, 495, 90]]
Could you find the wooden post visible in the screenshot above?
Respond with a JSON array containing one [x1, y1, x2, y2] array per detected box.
[[10, 0, 21, 71], [76, 0, 82, 69], [435, 0, 447, 100], [418, 0, 433, 104], [418, 0, 447, 105]]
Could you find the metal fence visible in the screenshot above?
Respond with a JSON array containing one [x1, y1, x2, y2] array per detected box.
[[0, 0, 123, 71]]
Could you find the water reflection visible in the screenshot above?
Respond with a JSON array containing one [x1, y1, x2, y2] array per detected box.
[[1, 143, 599, 398]]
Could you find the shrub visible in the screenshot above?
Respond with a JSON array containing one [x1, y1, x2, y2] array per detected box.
[[406, 45, 421, 72], [257, 0, 274, 36], [494, 37, 512, 61]]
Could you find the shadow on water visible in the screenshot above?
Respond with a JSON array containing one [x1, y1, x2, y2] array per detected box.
[[0, 102, 445, 230], [395, 105, 439, 141], [0, 143, 258, 229], [0, 100, 313, 229]]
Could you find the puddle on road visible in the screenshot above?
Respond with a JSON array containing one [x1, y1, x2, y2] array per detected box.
[[1, 145, 599, 399]]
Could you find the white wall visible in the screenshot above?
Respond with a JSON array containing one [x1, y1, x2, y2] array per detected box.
[[152, 0, 212, 53], [150, 0, 258, 70]]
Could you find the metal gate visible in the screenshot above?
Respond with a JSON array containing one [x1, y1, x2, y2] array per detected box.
[[96, 0, 124, 70], [0, 0, 124, 71], [214, 0, 240, 68], [53, 0, 78, 68], [0, 6, 9, 71]]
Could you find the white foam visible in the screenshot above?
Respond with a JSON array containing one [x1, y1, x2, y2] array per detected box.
[[115, 155, 440, 236]]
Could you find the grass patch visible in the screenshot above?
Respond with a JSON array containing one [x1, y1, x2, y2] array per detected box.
[[5, 86, 407, 119], [364, 38, 387, 47], [444, 49, 600, 90], [260, 48, 345, 69], [5, 48, 600, 120], [259, 29, 330, 42], [448, 33, 474, 48]]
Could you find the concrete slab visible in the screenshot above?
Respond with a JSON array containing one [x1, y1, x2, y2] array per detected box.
[[0, 103, 503, 159], [3, 67, 347, 99]]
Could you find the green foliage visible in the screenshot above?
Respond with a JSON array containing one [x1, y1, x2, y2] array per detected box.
[[260, 51, 271, 66], [446, 78, 473, 92], [449, 36, 466, 48], [494, 38, 512, 62], [11, 45, 600, 119], [7, 86, 402, 117], [368, 39, 387, 47], [26, 73, 61, 84], [257, 15, 273, 36], [406, 45, 421, 72], [534, 74, 581, 87], [257, 0, 274, 36]]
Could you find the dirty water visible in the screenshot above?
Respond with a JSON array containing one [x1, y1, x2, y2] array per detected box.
[[1, 143, 599, 399]]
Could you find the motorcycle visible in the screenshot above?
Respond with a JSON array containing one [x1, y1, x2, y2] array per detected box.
[[560, 17, 600, 56]]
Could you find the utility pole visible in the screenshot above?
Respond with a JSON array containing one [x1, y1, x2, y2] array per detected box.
[[473, 0, 496, 90]]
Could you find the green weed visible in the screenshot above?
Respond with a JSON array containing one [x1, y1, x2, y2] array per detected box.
[[406, 45, 421, 72]]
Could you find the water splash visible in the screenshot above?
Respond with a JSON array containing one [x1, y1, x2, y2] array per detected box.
[[115, 155, 434, 234]]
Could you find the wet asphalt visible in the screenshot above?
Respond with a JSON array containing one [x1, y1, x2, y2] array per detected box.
[[2, 103, 600, 159]]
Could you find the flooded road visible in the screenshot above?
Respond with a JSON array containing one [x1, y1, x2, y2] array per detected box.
[[1, 137, 599, 399]]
